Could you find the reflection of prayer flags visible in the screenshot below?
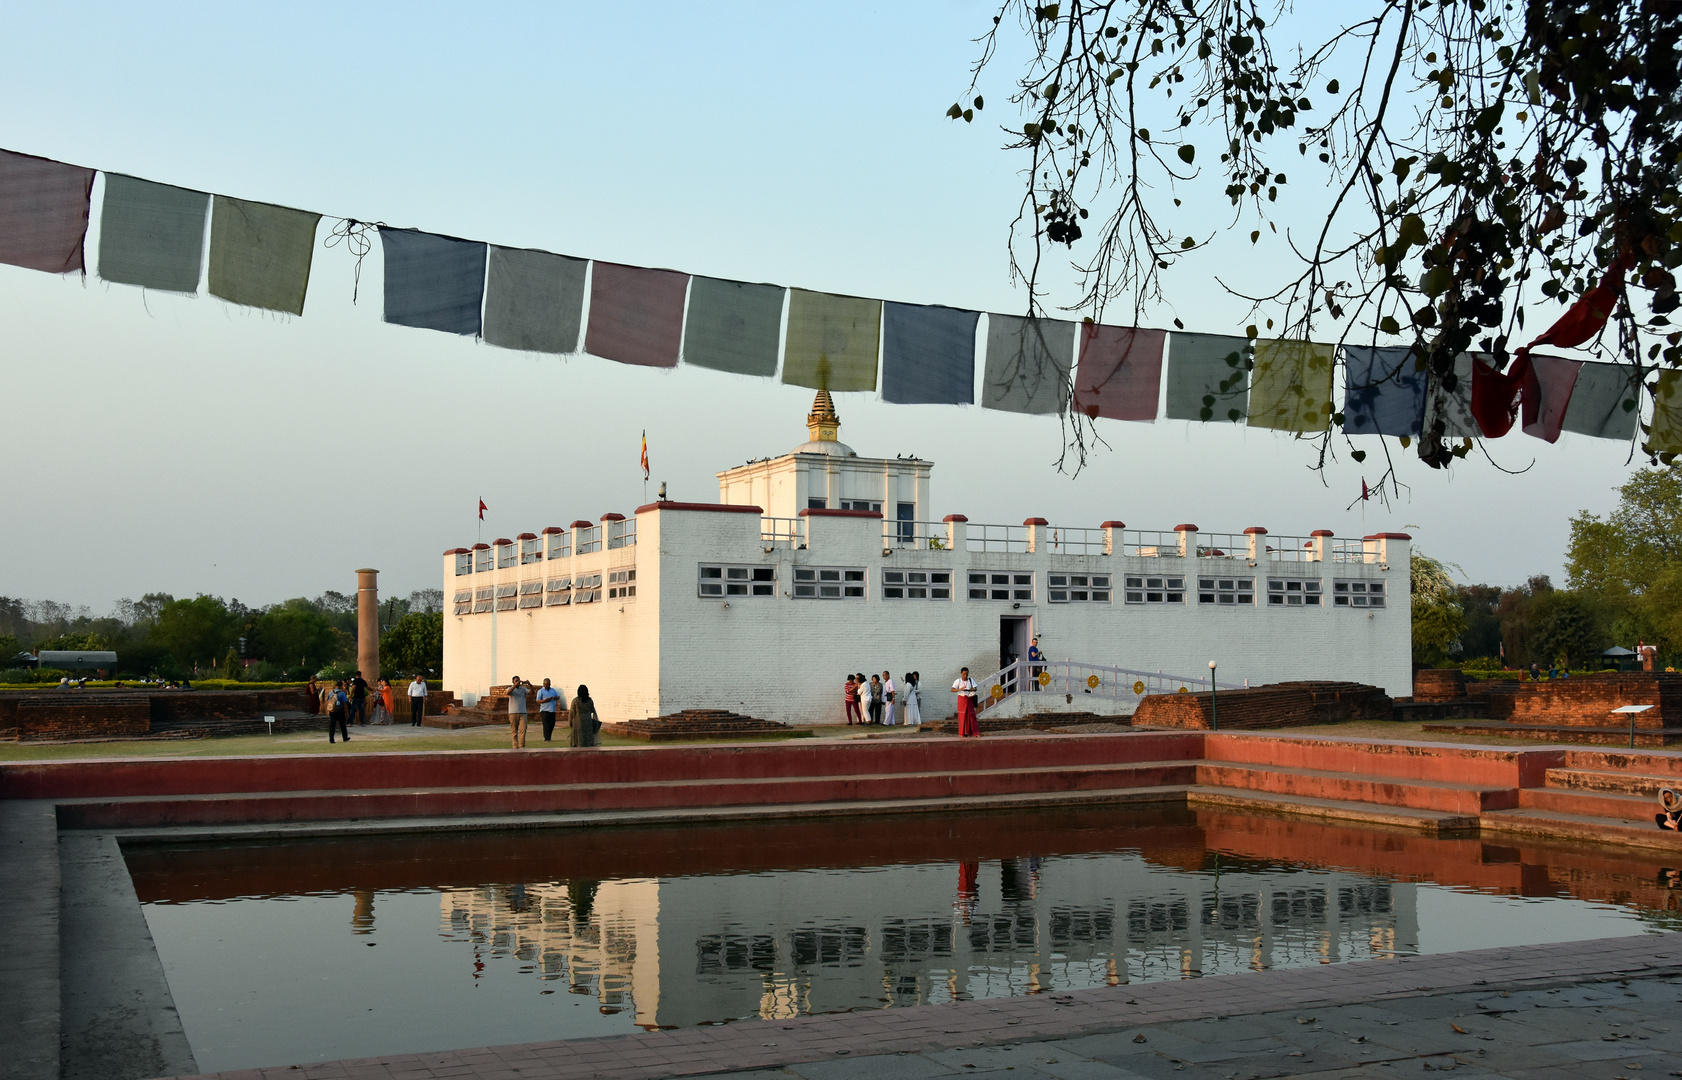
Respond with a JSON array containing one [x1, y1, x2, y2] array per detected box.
[[97, 174, 209, 293], [1649, 371, 1682, 454], [483, 245, 585, 353], [380, 227, 487, 336], [1521, 354, 1583, 443], [585, 262, 689, 368], [1249, 339, 1335, 432], [1561, 361, 1641, 440], [1342, 346, 1426, 436], [1164, 333, 1250, 421], [982, 314, 1075, 414], [1072, 324, 1165, 421], [0, 148, 95, 274], [881, 302, 978, 404], [683, 276, 783, 377], [1423, 353, 1481, 438], [782, 289, 881, 391], [208, 197, 321, 314]]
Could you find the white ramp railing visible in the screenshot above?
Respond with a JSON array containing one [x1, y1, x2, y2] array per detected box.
[[972, 659, 1246, 713]]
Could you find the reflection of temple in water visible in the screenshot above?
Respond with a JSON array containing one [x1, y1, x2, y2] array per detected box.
[[435, 855, 1417, 1029]]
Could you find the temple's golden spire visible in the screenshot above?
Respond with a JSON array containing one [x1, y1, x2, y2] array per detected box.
[[806, 389, 841, 443]]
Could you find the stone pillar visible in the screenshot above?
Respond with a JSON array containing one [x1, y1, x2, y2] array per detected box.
[[356, 568, 380, 684]]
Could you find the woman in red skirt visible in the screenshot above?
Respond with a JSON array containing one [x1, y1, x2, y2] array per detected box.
[[843, 673, 863, 725], [951, 667, 981, 737]]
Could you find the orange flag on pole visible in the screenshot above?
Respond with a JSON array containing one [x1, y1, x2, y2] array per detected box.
[[640, 430, 649, 479]]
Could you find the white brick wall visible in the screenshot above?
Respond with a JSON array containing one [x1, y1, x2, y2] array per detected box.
[[445, 507, 1412, 727]]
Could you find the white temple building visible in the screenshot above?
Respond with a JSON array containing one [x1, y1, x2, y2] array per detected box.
[[442, 393, 1412, 725]]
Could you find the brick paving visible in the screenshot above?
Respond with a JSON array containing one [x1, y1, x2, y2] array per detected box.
[[154, 933, 1682, 1080]]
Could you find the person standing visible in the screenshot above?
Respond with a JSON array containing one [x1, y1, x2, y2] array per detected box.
[[1027, 637, 1045, 691], [536, 678, 566, 742], [506, 676, 530, 749], [866, 674, 884, 725], [569, 684, 601, 748], [370, 679, 394, 725], [881, 671, 897, 726], [951, 667, 980, 738], [348, 670, 369, 725], [407, 673, 428, 727], [327, 681, 350, 744], [305, 676, 321, 715], [843, 674, 862, 725], [903, 672, 921, 727]]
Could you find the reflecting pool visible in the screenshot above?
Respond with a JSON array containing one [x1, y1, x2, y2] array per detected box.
[[127, 806, 1682, 1072]]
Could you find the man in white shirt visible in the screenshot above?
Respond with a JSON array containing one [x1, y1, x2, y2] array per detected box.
[[407, 674, 428, 727], [506, 676, 530, 749], [881, 671, 897, 725]]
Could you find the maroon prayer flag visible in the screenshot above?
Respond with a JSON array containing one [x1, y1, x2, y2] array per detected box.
[[584, 262, 689, 368], [0, 149, 95, 274]]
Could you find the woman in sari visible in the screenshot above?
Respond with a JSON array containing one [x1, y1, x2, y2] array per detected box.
[[902, 672, 922, 727], [951, 667, 980, 738], [304, 677, 321, 715], [569, 684, 602, 748]]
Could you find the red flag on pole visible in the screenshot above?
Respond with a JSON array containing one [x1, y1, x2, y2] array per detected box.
[[1361, 480, 1370, 502], [478, 499, 487, 521]]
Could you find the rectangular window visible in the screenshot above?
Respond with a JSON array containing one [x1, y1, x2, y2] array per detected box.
[[518, 581, 544, 609], [841, 500, 881, 512], [573, 573, 602, 604], [576, 527, 602, 555], [882, 569, 953, 600], [1048, 573, 1112, 603], [1267, 578, 1324, 606], [607, 568, 637, 600], [454, 552, 472, 577], [546, 578, 571, 607], [453, 589, 472, 615], [967, 572, 1035, 601], [1333, 580, 1387, 608], [495, 583, 518, 611], [474, 548, 493, 573], [699, 565, 775, 598], [807, 497, 828, 510], [520, 537, 543, 564], [1197, 577, 1255, 606], [547, 531, 571, 559], [472, 587, 494, 614], [793, 566, 865, 599], [1123, 576, 1186, 604], [496, 545, 517, 570]]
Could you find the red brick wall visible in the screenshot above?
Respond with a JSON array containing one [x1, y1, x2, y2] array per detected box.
[[15, 698, 153, 741], [1468, 673, 1682, 727], [1135, 681, 1393, 730]]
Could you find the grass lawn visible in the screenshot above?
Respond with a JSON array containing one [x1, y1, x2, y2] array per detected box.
[[0, 724, 832, 761]]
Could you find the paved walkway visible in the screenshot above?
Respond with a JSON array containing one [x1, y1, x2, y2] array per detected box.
[[161, 933, 1682, 1080]]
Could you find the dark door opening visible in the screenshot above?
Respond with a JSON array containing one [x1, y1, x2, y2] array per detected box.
[[1000, 616, 1030, 693]]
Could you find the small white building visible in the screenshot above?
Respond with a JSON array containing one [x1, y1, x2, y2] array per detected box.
[[442, 393, 1412, 725]]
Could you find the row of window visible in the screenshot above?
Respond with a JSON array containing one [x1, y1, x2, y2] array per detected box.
[[689, 566, 1384, 606], [452, 570, 625, 614]]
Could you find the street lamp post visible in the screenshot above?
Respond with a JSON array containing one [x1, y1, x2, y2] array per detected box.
[[1208, 660, 1218, 731]]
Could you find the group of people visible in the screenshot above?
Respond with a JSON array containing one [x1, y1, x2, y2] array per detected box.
[[503, 675, 600, 749], [306, 671, 431, 744], [843, 671, 924, 727]]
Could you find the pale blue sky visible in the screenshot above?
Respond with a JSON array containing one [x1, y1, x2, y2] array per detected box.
[[0, 2, 1636, 609]]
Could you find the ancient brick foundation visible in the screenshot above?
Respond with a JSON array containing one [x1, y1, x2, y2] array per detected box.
[[1132, 681, 1394, 731]]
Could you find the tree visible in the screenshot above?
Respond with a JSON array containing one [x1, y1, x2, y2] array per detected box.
[[380, 612, 443, 678], [32, 631, 110, 652], [1529, 589, 1604, 666], [1411, 550, 1466, 665], [248, 600, 340, 677], [1566, 463, 1682, 651], [955, 2, 1681, 475], [152, 596, 239, 670]]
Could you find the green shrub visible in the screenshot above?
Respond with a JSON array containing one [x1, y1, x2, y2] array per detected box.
[[0, 669, 30, 683]]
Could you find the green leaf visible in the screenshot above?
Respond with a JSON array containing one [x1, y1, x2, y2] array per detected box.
[[1326, 79, 1339, 94], [1036, 3, 1059, 20], [947, 103, 963, 119], [973, 95, 984, 110], [1180, 236, 1196, 249], [1399, 435, 1411, 449], [963, 109, 974, 122], [1350, 450, 1367, 463], [1177, 144, 1196, 164], [1024, 123, 1043, 142], [1379, 315, 1401, 334]]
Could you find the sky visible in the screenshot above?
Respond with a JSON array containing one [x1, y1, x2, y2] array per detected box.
[[0, 2, 1644, 612]]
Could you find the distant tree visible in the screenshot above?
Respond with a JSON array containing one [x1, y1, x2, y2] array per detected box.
[[33, 631, 110, 652], [408, 588, 444, 615], [1567, 465, 1682, 653], [152, 596, 239, 670], [1455, 583, 1504, 663], [0, 633, 21, 661], [1411, 550, 1466, 667], [380, 612, 443, 678], [248, 600, 340, 677], [1529, 590, 1604, 668]]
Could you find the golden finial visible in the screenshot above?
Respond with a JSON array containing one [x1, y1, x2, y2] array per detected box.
[[807, 388, 841, 443]]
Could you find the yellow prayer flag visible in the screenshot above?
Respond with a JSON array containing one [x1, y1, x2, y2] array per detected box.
[[1647, 370, 1682, 454], [1248, 339, 1336, 432]]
